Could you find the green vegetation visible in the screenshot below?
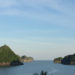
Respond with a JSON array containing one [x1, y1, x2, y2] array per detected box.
[[62, 54, 75, 65], [54, 54, 75, 65], [0, 45, 20, 63], [54, 57, 63, 63], [33, 71, 47, 75]]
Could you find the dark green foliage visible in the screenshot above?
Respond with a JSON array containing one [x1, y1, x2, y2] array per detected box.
[[21, 55, 27, 59], [54, 57, 63, 64], [33, 71, 47, 75], [61, 55, 71, 65], [54, 57, 63, 61], [21, 55, 33, 60], [54, 57, 63, 62], [40, 71, 47, 75], [0, 45, 20, 63], [54, 54, 75, 65], [62, 54, 75, 65]]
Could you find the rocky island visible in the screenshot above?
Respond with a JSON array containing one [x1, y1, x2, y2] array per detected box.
[[0, 45, 23, 66], [54, 57, 63, 64], [54, 54, 75, 65], [21, 55, 34, 62]]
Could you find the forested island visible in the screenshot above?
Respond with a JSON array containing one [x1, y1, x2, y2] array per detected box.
[[54, 57, 63, 64], [0, 45, 33, 66], [54, 54, 75, 65]]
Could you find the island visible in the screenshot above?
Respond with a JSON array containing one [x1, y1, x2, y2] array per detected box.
[[54, 57, 63, 64], [54, 54, 75, 65], [62, 54, 75, 65], [0, 45, 23, 66], [21, 55, 34, 62]]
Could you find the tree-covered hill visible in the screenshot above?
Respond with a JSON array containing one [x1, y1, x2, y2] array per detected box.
[[54, 54, 75, 65], [0, 45, 23, 66], [0, 45, 20, 63], [62, 54, 75, 65]]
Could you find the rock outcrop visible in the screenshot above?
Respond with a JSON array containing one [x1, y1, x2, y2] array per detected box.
[[21, 55, 34, 62], [54, 57, 63, 64]]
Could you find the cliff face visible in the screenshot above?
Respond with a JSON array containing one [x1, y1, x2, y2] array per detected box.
[[54, 57, 63, 64], [0, 62, 10, 66], [0, 45, 23, 66], [21, 56, 33, 62]]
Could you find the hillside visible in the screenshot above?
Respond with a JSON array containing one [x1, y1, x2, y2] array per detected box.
[[0, 45, 23, 66], [54, 54, 75, 65], [62, 54, 75, 65]]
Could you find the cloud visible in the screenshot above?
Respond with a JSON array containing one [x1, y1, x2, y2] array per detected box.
[[0, 0, 75, 15], [0, 0, 75, 60], [0, 0, 75, 28]]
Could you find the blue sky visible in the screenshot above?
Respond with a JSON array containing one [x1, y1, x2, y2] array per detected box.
[[0, 0, 75, 60]]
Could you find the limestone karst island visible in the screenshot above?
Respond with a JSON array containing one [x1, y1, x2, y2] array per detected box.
[[0, 45, 33, 66]]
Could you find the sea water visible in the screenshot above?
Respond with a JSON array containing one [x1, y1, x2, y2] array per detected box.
[[0, 61, 75, 75]]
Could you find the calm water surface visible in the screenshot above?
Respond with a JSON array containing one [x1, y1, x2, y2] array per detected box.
[[0, 61, 75, 75]]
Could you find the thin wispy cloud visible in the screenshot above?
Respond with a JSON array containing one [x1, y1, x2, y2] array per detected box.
[[0, 0, 75, 59], [0, 0, 75, 28]]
